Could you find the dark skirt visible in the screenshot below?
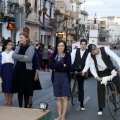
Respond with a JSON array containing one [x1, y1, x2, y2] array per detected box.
[[32, 70, 42, 91], [11, 61, 34, 95], [53, 72, 70, 97], [33, 80, 42, 90], [1, 63, 13, 93]]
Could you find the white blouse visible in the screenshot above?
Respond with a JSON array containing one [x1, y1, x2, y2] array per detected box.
[[1, 50, 14, 64]]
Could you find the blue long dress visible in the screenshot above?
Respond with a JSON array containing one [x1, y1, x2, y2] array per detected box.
[[0, 50, 14, 93]]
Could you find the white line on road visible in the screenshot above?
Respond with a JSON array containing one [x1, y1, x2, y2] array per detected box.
[[76, 96, 91, 111]]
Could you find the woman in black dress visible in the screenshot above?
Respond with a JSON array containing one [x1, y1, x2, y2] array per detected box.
[[11, 32, 35, 108], [49, 40, 71, 120]]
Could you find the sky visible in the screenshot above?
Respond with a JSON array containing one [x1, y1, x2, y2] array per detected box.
[[81, 0, 120, 17]]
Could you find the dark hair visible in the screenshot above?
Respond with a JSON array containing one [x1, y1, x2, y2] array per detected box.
[[2, 40, 12, 52], [88, 44, 97, 53], [80, 39, 87, 45], [54, 40, 67, 54]]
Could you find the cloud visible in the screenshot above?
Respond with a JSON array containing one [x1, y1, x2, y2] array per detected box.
[[83, 0, 120, 17]]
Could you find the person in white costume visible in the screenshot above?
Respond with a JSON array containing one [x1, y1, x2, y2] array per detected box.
[[88, 44, 120, 115]]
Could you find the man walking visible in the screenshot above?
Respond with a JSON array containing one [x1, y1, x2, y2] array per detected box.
[[71, 39, 89, 110], [88, 44, 120, 115]]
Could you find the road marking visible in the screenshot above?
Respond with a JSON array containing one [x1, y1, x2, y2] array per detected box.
[[76, 96, 91, 111]]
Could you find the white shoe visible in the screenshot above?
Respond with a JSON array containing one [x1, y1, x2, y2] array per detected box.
[[98, 111, 103, 115], [81, 107, 85, 111]]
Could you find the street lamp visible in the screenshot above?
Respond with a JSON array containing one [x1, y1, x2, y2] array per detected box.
[[76, 20, 79, 40]]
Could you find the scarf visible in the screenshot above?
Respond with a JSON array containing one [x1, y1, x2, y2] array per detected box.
[[55, 53, 65, 61]]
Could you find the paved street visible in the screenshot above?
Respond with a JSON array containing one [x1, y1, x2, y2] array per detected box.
[[0, 49, 120, 120]]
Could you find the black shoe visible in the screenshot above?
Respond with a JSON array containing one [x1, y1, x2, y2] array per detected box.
[[99, 108, 103, 111], [27, 102, 33, 108]]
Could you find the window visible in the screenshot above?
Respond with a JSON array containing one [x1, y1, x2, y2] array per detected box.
[[7, 0, 13, 2], [72, 5, 73, 11], [34, 0, 37, 13]]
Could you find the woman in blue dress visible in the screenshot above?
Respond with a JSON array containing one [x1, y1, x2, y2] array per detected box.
[[0, 40, 14, 106], [49, 40, 71, 120]]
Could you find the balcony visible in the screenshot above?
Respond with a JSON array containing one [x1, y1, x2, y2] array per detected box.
[[70, 11, 79, 20], [99, 21, 106, 28], [70, 0, 83, 4], [59, 8, 70, 16]]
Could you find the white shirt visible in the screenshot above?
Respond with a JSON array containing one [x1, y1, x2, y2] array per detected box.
[[89, 47, 120, 78], [71, 48, 90, 72], [1, 50, 14, 64]]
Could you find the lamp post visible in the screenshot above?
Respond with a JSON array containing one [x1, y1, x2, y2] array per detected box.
[[76, 20, 79, 40]]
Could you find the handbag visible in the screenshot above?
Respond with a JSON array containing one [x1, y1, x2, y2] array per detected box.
[[0, 77, 2, 92]]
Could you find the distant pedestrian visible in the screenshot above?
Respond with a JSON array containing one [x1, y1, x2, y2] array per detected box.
[[49, 40, 71, 120], [0, 40, 14, 106], [42, 45, 50, 71], [11, 32, 35, 108]]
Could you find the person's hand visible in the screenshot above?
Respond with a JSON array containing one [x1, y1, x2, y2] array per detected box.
[[96, 77, 101, 81], [64, 64, 66, 67], [24, 55, 27, 58], [34, 74, 38, 81], [117, 68, 120, 72], [81, 72, 85, 76]]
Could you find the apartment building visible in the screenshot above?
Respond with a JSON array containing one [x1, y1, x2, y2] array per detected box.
[[87, 16, 120, 44], [0, 0, 55, 44], [55, 0, 85, 43]]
